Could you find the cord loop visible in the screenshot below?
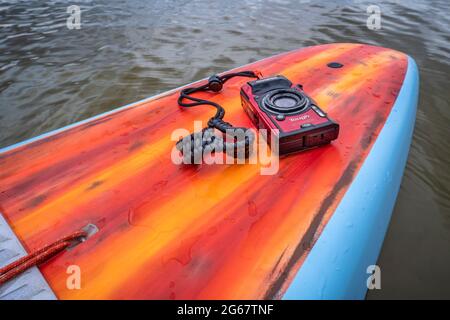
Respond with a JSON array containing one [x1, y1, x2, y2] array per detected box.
[[177, 70, 261, 163]]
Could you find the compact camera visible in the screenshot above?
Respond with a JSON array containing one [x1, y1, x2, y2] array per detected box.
[[240, 75, 339, 154]]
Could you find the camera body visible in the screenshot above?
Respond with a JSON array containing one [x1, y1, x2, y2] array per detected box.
[[240, 75, 339, 154]]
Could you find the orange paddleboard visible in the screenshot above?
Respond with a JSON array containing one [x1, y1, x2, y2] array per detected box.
[[0, 43, 418, 299]]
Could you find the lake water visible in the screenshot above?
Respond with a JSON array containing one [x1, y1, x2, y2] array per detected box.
[[0, 0, 449, 298]]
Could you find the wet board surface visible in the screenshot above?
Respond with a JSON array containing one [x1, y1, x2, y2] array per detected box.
[[0, 44, 413, 299]]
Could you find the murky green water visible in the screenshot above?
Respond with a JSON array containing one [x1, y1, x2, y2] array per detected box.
[[1, 0, 449, 298]]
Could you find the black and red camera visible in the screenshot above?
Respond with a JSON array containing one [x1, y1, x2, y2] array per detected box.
[[240, 75, 339, 154]]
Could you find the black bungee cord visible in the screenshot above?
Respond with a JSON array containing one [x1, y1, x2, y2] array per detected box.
[[176, 71, 260, 163]]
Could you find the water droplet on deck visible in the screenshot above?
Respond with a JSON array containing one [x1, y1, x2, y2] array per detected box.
[[248, 200, 258, 217]]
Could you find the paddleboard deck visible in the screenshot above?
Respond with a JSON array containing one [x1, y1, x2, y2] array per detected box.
[[0, 43, 418, 299]]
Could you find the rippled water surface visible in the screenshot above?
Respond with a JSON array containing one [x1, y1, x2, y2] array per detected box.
[[1, 0, 449, 298]]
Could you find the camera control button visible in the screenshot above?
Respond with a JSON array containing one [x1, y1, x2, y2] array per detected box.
[[276, 114, 286, 121], [301, 123, 313, 128]]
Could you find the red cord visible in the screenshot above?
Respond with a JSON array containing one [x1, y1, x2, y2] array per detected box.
[[0, 230, 87, 286]]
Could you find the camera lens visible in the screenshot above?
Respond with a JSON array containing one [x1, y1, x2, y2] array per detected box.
[[262, 88, 307, 114], [274, 97, 298, 109]]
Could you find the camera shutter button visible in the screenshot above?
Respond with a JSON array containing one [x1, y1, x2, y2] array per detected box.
[[276, 114, 285, 121]]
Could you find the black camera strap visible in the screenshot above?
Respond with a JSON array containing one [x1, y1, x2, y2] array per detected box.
[[176, 71, 260, 163]]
